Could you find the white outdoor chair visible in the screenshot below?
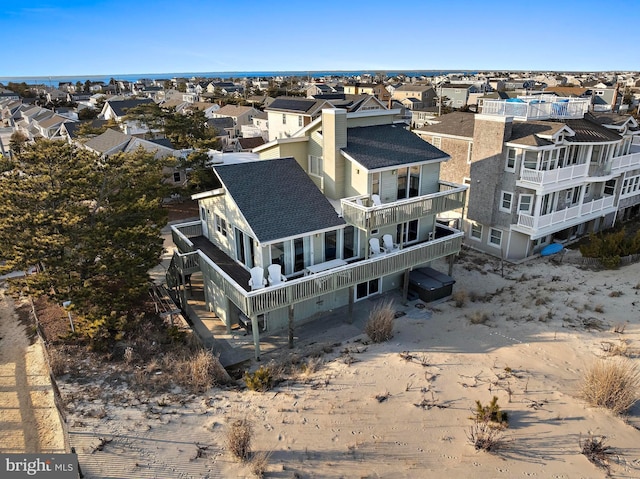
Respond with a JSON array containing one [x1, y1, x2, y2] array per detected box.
[[371, 194, 382, 206], [248, 266, 266, 290], [369, 237, 387, 256], [268, 264, 287, 286], [382, 234, 399, 252]]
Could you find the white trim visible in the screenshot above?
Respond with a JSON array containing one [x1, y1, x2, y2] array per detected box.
[[488, 228, 503, 248], [469, 222, 482, 241], [517, 194, 533, 214], [500, 191, 513, 213]]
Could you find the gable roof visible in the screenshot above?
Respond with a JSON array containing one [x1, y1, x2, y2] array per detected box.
[[105, 98, 154, 117], [265, 97, 329, 114], [207, 117, 235, 132], [213, 157, 345, 243], [84, 128, 132, 154], [342, 124, 448, 170], [508, 121, 565, 147], [237, 137, 266, 150], [213, 104, 255, 117], [61, 119, 107, 139], [564, 117, 622, 143]]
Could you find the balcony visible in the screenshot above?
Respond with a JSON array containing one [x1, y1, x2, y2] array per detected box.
[[481, 96, 590, 121], [517, 162, 589, 189], [514, 196, 616, 238], [611, 151, 640, 173], [169, 222, 463, 318], [340, 181, 467, 232]]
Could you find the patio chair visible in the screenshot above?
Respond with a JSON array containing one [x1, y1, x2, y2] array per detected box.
[[382, 234, 399, 252], [248, 266, 266, 290], [369, 237, 387, 256], [371, 194, 382, 206], [268, 264, 287, 286]]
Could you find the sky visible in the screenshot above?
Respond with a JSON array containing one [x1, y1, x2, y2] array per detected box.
[[1, 0, 638, 78]]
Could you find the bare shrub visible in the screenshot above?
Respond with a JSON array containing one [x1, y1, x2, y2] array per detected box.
[[601, 339, 630, 357], [364, 300, 395, 343], [227, 418, 253, 461], [47, 347, 66, 376], [580, 358, 640, 414], [250, 450, 271, 477], [609, 290, 622, 297], [175, 350, 228, 393], [468, 310, 489, 325], [452, 290, 468, 308], [580, 433, 613, 475], [594, 304, 605, 313], [466, 419, 505, 452]]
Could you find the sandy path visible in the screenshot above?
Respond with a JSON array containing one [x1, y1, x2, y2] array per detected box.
[[0, 289, 66, 453]]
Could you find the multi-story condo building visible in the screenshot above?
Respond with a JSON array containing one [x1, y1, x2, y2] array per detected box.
[[168, 108, 467, 359], [416, 95, 640, 260]]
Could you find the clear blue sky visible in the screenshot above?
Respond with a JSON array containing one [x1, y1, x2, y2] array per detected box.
[[1, 0, 637, 77]]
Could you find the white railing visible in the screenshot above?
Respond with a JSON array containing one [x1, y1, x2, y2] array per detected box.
[[519, 162, 589, 186], [517, 196, 616, 232], [611, 151, 640, 172], [171, 224, 464, 318], [341, 182, 467, 231], [481, 98, 590, 120]]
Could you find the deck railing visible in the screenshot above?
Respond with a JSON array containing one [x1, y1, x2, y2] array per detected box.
[[611, 151, 640, 172], [517, 196, 616, 233], [341, 182, 467, 232], [481, 97, 589, 120], [171, 228, 463, 318], [518, 162, 589, 186]]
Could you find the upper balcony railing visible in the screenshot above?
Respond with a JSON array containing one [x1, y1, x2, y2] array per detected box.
[[481, 96, 590, 121], [516, 196, 616, 235], [518, 162, 589, 187], [340, 181, 467, 232], [170, 223, 464, 318], [611, 151, 640, 173]]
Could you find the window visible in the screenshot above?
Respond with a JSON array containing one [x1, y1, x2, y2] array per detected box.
[[489, 228, 503, 247], [467, 142, 473, 164], [298, 115, 303, 127], [517, 194, 533, 214], [500, 191, 513, 213], [371, 172, 380, 195], [604, 179, 616, 196], [282, 114, 286, 124], [523, 150, 538, 170], [432, 136, 441, 148], [324, 231, 337, 261], [309, 155, 323, 176], [505, 148, 517, 171], [173, 171, 181, 183], [470, 223, 482, 241], [214, 214, 227, 236], [356, 279, 380, 301]]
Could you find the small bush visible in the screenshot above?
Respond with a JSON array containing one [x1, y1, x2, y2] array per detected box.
[[364, 300, 395, 343], [609, 290, 623, 298], [473, 396, 508, 426], [580, 433, 613, 474], [580, 359, 640, 414], [594, 304, 605, 313], [174, 350, 228, 393], [227, 418, 253, 461], [452, 290, 468, 308], [244, 366, 274, 392], [468, 310, 489, 325]]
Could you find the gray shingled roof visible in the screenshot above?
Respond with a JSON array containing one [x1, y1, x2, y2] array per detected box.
[[84, 128, 131, 154], [585, 112, 634, 128], [564, 117, 622, 143], [213, 158, 345, 243], [508, 121, 561, 146], [342, 124, 448, 170], [106, 98, 154, 117], [266, 97, 321, 114], [416, 111, 476, 138]]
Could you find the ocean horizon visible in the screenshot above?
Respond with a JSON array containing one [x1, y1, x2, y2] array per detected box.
[[0, 70, 478, 86]]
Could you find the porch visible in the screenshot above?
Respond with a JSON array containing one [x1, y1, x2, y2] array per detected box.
[[481, 97, 590, 121]]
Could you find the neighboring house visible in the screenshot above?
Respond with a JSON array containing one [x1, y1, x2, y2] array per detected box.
[[306, 83, 334, 98], [241, 111, 269, 140], [168, 107, 467, 360], [209, 105, 260, 138], [0, 89, 20, 101], [416, 95, 640, 260], [46, 89, 68, 103], [234, 136, 265, 152], [206, 117, 236, 149], [34, 113, 68, 139], [410, 109, 438, 129], [82, 128, 186, 186], [342, 83, 389, 101], [59, 119, 107, 142], [391, 84, 436, 107], [184, 101, 221, 118], [263, 97, 333, 141], [100, 98, 155, 135], [439, 84, 482, 108], [590, 83, 620, 112]]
